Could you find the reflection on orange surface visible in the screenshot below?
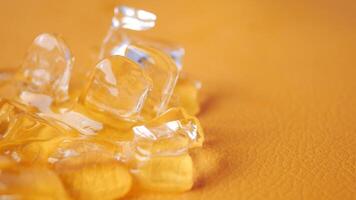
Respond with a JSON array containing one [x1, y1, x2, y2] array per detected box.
[[1, 0, 356, 200]]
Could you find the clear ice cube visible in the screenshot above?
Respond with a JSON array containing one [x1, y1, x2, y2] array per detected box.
[[132, 107, 204, 159], [0, 102, 73, 164], [17, 33, 74, 104], [18, 91, 103, 136], [81, 56, 153, 121], [99, 5, 184, 70], [111, 6, 156, 31], [126, 45, 179, 117]]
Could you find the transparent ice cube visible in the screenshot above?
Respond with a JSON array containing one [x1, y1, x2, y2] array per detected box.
[[99, 5, 184, 70], [17, 33, 74, 104], [81, 56, 153, 121]]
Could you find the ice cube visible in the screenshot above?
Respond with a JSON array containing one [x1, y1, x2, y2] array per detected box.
[[130, 108, 201, 192], [132, 107, 204, 159], [81, 56, 152, 121], [111, 6, 156, 31], [0, 102, 73, 164], [126, 45, 179, 117], [18, 91, 104, 136], [17, 33, 74, 103], [99, 6, 184, 70]]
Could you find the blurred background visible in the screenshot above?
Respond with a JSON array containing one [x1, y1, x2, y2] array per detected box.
[[1, 0, 355, 199]]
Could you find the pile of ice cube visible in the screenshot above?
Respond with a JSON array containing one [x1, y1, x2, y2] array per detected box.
[[0, 6, 204, 199]]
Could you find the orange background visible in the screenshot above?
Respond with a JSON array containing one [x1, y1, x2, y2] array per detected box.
[[1, 0, 356, 199]]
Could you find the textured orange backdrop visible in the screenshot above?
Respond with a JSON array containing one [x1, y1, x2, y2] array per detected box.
[[1, 0, 356, 199]]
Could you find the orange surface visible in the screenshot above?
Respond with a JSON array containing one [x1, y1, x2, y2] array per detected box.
[[1, 0, 356, 199]]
